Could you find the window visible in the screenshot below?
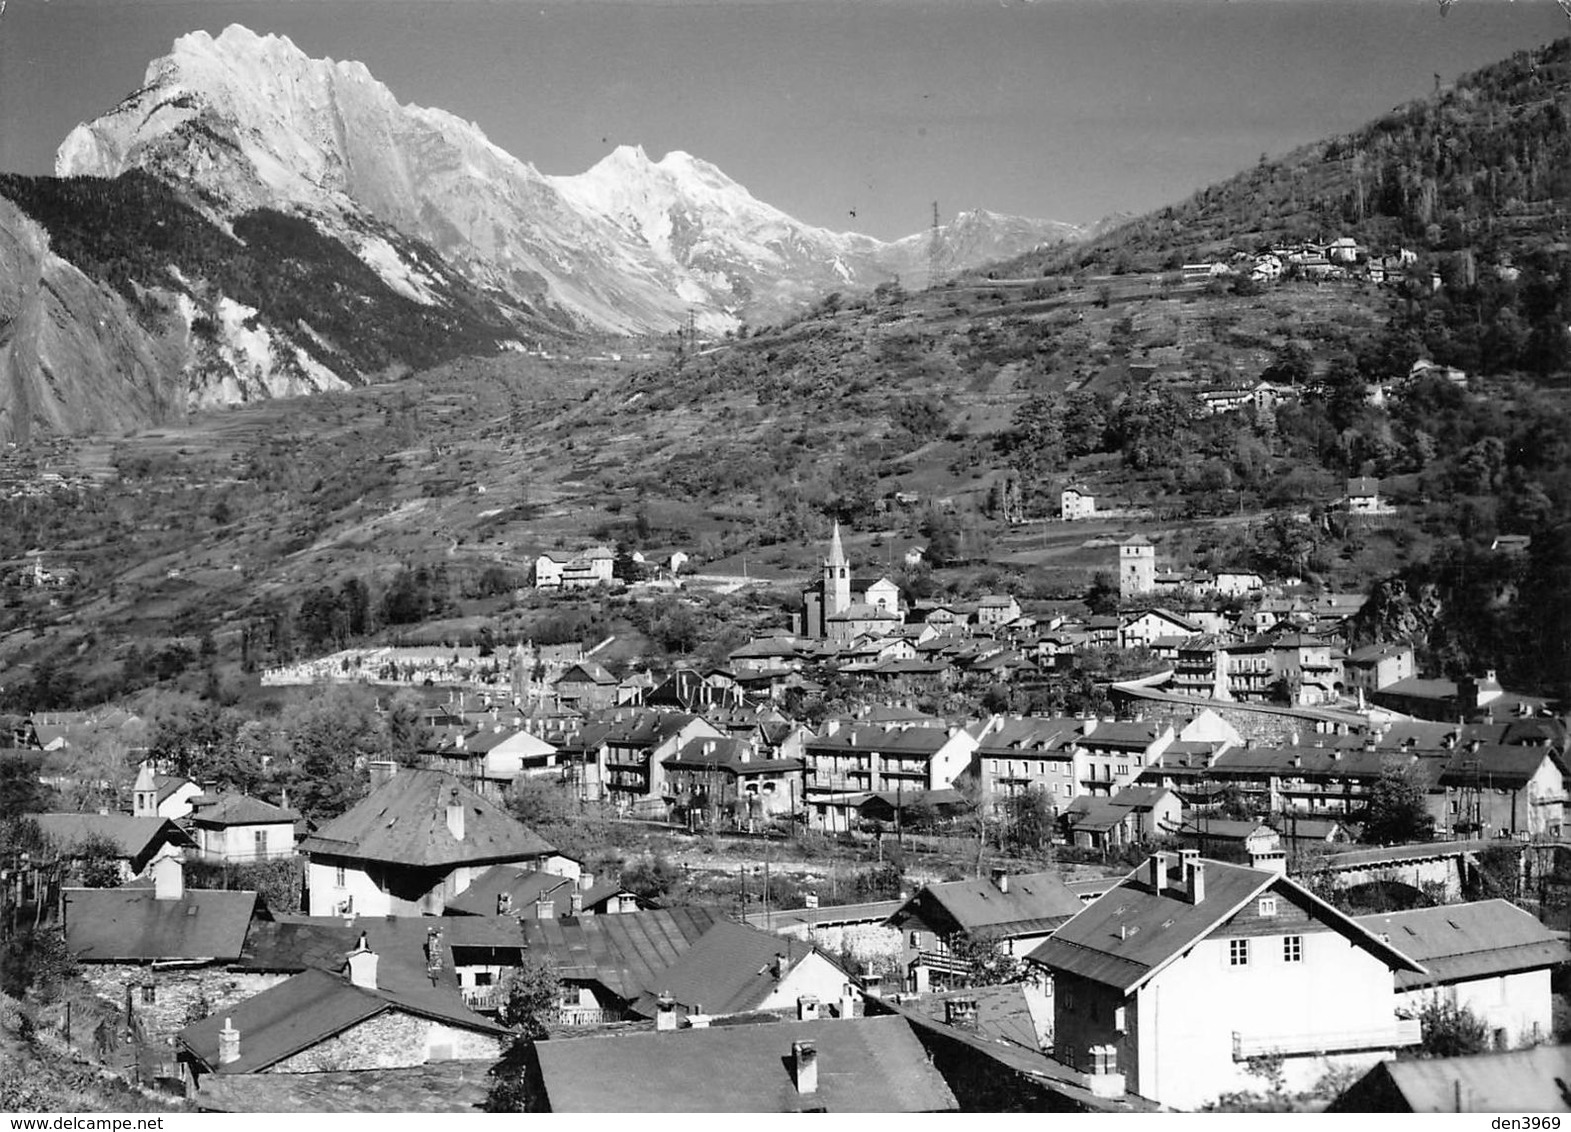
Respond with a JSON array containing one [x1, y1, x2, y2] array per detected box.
[[335, 865, 347, 888], [1258, 897, 1278, 917], [254, 829, 268, 859], [1116, 764, 1128, 777], [140, 984, 157, 1005], [1229, 939, 1250, 966], [1283, 935, 1303, 963]]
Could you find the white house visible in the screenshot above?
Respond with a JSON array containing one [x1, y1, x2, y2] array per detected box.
[[1032, 851, 1425, 1111], [189, 794, 299, 864], [1061, 486, 1096, 521], [1357, 901, 1569, 1051]]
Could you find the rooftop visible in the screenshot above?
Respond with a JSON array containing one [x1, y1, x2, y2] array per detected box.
[[64, 886, 257, 962]]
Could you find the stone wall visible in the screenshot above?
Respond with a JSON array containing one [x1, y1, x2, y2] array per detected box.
[[80, 964, 287, 1042], [1114, 688, 1355, 748], [269, 1009, 502, 1073]]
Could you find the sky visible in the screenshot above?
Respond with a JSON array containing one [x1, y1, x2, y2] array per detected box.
[[2, 0, 1569, 241]]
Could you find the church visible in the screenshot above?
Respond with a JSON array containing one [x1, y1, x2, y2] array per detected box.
[[795, 523, 903, 642]]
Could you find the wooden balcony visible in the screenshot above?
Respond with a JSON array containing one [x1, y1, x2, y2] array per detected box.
[[1232, 1018, 1421, 1060]]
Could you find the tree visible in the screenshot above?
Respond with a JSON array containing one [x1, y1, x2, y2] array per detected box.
[[947, 929, 1027, 984], [1084, 571, 1121, 616], [71, 833, 125, 888], [486, 956, 560, 1113], [279, 686, 379, 821], [1003, 788, 1056, 853], [621, 853, 680, 902], [1409, 1000, 1491, 1059], [1362, 757, 1434, 846], [0, 753, 53, 815]]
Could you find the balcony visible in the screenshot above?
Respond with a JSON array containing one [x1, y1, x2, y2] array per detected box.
[[1232, 1018, 1421, 1060], [461, 986, 500, 1012], [557, 1005, 622, 1026], [911, 949, 970, 977]]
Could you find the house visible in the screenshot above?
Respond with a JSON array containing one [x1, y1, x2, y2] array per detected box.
[[661, 735, 805, 828], [1436, 744, 1566, 840], [1326, 236, 1362, 264], [1119, 608, 1200, 651], [1062, 785, 1181, 851], [1328, 1046, 1571, 1113], [1355, 900, 1570, 1050], [1030, 850, 1426, 1111], [1060, 487, 1095, 521], [1344, 644, 1416, 695], [551, 661, 620, 711], [628, 920, 857, 1024], [575, 709, 725, 815], [176, 933, 507, 1085], [977, 594, 1023, 629], [1347, 477, 1385, 515], [802, 722, 980, 832], [64, 858, 263, 1041], [34, 812, 194, 882], [444, 865, 647, 919], [131, 763, 203, 820], [516, 906, 727, 1023], [432, 726, 563, 798], [531, 1015, 959, 1112], [1408, 358, 1468, 388], [298, 767, 560, 917], [888, 868, 1085, 993], [188, 794, 299, 865], [1118, 537, 1156, 600], [1371, 670, 1553, 723], [1213, 571, 1265, 599]]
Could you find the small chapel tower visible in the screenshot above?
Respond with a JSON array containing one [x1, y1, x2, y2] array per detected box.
[[823, 522, 851, 616]]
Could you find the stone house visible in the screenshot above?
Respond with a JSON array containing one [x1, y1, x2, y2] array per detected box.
[[64, 858, 266, 1043], [176, 934, 506, 1086]]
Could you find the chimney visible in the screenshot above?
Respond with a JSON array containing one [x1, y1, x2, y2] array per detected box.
[[1250, 848, 1288, 876], [1185, 859, 1207, 904], [990, 867, 1010, 894], [447, 788, 466, 840], [793, 1040, 819, 1096], [346, 933, 378, 989], [579, 872, 595, 893], [535, 896, 554, 920], [1081, 717, 1099, 736], [369, 760, 398, 789], [797, 994, 821, 1021], [944, 997, 979, 1030], [1147, 852, 1167, 894], [218, 1018, 241, 1066], [497, 892, 513, 915], [861, 964, 883, 998], [656, 991, 677, 1031], [152, 855, 184, 901], [839, 983, 860, 1020], [569, 890, 584, 915], [1086, 1044, 1126, 1099]]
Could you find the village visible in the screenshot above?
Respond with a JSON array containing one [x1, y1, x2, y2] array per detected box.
[[2, 519, 1566, 1114]]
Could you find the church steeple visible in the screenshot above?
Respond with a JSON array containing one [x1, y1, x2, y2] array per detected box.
[[823, 521, 851, 615]]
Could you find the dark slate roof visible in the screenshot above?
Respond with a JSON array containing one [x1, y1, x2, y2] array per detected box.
[[1355, 900, 1571, 991], [239, 915, 528, 984], [298, 769, 554, 868], [890, 872, 1085, 938], [804, 725, 956, 755], [900, 984, 1044, 1051], [534, 1015, 958, 1112], [34, 813, 193, 859], [179, 966, 507, 1073], [1439, 745, 1567, 789], [519, 906, 725, 1001], [1328, 1047, 1571, 1113], [1029, 856, 1425, 994], [195, 1061, 495, 1112], [444, 865, 570, 917], [867, 995, 1164, 1113], [1063, 798, 1130, 833], [63, 887, 257, 962], [975, 717, 1081, 756], [630, 920, 830, 1017], [191, 794, 299, 827]]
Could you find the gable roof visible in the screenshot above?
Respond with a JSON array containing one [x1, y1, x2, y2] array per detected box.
[[890, 872, 1085, 938], [63, 887, 257, 962], [444, 866, 571, 917], [178, 966, 506, 1074], [900, 984, 1045, 1051], [34, 813, 193, 861], [534, 1015, 958, 1112], [519, 906, 724, 1001], [297, 769, 553, 868], [1329, 1046, 1571, 1113], [631, 920, 832, 1017], [1029, 855, 1425, 994], [1355, 900, 1571, 991]]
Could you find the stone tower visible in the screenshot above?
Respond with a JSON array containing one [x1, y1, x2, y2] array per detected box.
[[823, 521, 851, 615], [1119, 536, 1155, 600]]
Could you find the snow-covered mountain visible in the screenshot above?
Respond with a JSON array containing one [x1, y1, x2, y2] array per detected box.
[[58, 25, 1081, 333]]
